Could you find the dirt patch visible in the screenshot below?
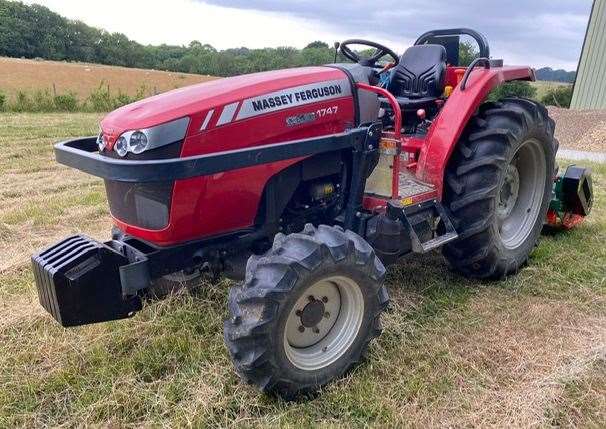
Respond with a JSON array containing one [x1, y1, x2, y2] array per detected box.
[[552, 359, 606, 427], [549, 107, 606, 153], [379, 293, 606, 428], [429, 297, 604, 427], [0, 293, 46, 332]]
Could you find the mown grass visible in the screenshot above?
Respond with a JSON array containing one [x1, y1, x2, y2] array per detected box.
[[0, 113, 604, 427]]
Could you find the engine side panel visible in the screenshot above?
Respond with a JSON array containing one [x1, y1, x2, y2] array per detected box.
[[329, 63, 380, 125]]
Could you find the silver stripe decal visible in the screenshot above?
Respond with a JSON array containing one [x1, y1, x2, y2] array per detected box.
[[216, 102, 239, 126], [236, 79, 351, 121], [123, 117, 190, 151], [200, 109, 214, 130]]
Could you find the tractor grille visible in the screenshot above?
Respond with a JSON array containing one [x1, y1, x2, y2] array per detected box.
[[101, 141, 183, 230], [105, 180, 173, 230]]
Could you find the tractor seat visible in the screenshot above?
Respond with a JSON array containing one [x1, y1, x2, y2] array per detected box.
[[382, 44, 447, 111]]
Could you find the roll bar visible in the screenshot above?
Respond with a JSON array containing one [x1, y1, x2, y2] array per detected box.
[[414, 28, 490, 59]]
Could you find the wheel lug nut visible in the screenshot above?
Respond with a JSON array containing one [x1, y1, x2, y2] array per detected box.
[[295, 310, 302, 317], [322, 296, 328, 303], [313, 327, 320, 334], [324, 312, 330, 318], [298, 325, 305, 333], [308, 295, 315, 302]]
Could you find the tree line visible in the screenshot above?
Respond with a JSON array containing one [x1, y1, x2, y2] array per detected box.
[[535, 67, 576, 83], [0, 0, 343, 76], [2, 0, 575, 82]]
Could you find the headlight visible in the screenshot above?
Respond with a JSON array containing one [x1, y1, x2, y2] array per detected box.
[[112, 117, 190, 157], [129, 131, 148, 154], [115, 136, 128, 157]]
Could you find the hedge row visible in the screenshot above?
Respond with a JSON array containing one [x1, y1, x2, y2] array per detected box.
[[0, 81, 573, 113], [489, 81, 572, 108], [0, 83, 149, 113]]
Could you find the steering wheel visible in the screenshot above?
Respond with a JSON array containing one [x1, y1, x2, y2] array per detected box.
[[339, 39, 399, 68]]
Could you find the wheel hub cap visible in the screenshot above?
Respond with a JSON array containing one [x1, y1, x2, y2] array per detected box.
[[286, 281, 340, 349], [497, 163, 520, 220], [497, 139, 547, 250], [300, 298, 325, 328], [283, 276, 364, 370]]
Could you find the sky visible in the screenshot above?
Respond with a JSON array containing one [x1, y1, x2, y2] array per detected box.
[[30, 0, 593, 70]]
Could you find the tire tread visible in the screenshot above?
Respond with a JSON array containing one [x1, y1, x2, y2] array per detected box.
[[443, 97, 556, 279], [224, 224, 388, 399]]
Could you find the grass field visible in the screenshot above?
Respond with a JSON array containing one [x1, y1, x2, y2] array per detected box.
[[0, 57, 217, 99], [0, 113, 604, 427], [531, 81, 571, 101]]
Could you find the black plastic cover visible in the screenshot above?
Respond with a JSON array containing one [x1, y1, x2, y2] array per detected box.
[[425, 35, 460, 66], [366, 214, 411, 264], [105, 180, 173, 230], [562, 165, 593, 216]]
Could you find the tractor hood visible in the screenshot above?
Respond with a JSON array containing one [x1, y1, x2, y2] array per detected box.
[[100, 66, 348, 138]]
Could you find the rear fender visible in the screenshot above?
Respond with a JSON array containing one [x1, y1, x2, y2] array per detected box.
[[416, 66, 534, 197]]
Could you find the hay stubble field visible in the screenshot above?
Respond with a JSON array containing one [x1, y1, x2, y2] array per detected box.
[[0, 113, 604, 427], [0, 57, 217, 99]]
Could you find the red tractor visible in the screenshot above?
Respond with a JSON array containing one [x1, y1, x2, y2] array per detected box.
[[32, 29, 593, 399]]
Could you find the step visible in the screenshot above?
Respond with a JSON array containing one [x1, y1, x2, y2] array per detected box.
[[386, 200, 458, 253], [398, 171, 434, 198], [416, 231, 458, 252]]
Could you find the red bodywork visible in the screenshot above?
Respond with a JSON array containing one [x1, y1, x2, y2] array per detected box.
[[416, 66, 534, 194], [101, 67, 355, 245], [359, 65, 534, 212], [546, 210, 585, 230], [99, 64, 533, 246]]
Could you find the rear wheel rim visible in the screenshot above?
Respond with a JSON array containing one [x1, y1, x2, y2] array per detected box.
[[284, 276, 364, 371], [497, 138, 546, 249]]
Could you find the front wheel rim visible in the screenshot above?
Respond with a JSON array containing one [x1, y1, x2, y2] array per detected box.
[[283, 276, 364, 371], [497, 138, 547, 249]]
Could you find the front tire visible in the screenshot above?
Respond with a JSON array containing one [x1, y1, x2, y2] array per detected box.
[[223, 224, 389, 399], [443, 98, 556, 279]]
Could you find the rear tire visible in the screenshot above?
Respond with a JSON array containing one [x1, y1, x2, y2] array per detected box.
[[443, 98, 556, 279], [223, 224, 389, 399]]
